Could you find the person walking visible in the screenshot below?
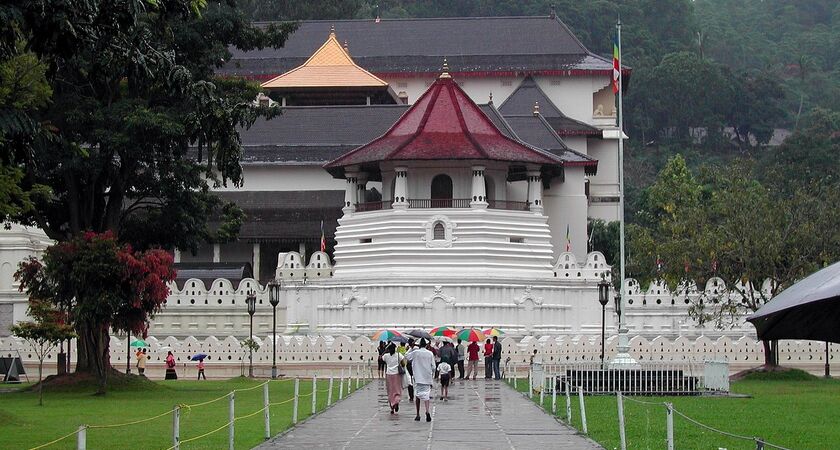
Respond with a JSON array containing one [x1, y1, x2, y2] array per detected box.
[[438, 359, 452, 401], [439, 342, 456, 384], [406, 338, 436, 422], [432, 341, 441, 379], [483, 339, 493, 379], [136, 348, 147, 376], [197, 358, 206, 380], [164, 351, 177, 380], [492, 336, 503, 380], [382, 343, 404, 414], [405, 338, 416, 401], [377, 341, 386, 379], [456, 339, 465, 379], [465, 340, 480, 380]]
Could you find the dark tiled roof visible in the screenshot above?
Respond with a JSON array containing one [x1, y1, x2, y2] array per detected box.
[[221, 17, 614, 78], [214, 191, 343, 241], [503, 114, 597, 175], [240, 105, 409, 163], [498, 76, 600, 136]]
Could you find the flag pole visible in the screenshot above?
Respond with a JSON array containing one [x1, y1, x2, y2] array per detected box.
[[612, 16, 637, 368]]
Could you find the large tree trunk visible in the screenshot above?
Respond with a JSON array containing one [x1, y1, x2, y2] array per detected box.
[[762, 339, 778, 367], [75, 322, 111, 394]]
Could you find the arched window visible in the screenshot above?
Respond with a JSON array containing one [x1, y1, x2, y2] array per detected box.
[[431, 174, 453, 208], [433, 222, 446, 240]]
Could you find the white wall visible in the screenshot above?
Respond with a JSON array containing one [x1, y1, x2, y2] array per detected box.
[[543, 167, 588, 262], [0, 225, 52, 336]]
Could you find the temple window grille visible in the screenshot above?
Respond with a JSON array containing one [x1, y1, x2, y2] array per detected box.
[[433, 222, 446, 240]]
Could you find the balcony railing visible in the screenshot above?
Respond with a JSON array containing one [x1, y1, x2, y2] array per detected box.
[[354, 199, 531, 211], [487, 200, 531, 211]]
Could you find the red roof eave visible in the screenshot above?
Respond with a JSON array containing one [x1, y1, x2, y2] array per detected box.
[[239, 68, 632, 82]]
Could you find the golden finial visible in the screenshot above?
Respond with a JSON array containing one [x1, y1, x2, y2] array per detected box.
[[343, 40, 349, 51], [533, 101, 540, 115], [489, 91, 493, 105], [439, 57, 451, 79], [330, 24, 336, 35]]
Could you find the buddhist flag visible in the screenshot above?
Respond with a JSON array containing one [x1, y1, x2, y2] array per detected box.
[[320, 220, 326, 252], [612, 36, 621, 94], [565, 224, 571, 252]]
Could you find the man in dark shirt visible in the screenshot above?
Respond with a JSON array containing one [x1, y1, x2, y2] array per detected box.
[[483, 339, 493, 379], [465, 340, 480, 380], [492, 336, 502, 380]]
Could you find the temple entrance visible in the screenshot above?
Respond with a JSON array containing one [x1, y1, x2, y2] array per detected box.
[[431, 174, 453, 208]]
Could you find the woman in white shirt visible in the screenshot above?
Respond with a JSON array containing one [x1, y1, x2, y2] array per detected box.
[[382, 343, 405, 414]]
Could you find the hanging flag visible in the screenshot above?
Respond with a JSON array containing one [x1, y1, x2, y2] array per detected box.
[[612, 35, 621, 94], [320, 220, 326, 252], [684, 261, 690, 274], [711, 259, 718, 273], [565, 224, 571, 252], [656, 255, 663, 273]]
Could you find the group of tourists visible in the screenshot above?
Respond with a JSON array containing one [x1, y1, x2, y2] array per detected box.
[[377, 336, 504, 420]]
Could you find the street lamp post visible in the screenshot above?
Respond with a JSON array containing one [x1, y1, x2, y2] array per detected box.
[[598, 279, 610, 369], [246, 291, 257, 378], [268, 280, 281, 379]]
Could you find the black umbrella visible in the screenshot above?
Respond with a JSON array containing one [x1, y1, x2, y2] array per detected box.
[[747, 261, 840, 343], [406, 329, 432, 340]]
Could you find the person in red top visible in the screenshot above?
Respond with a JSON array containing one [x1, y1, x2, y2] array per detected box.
[[483, 339, 493, 379], [465, 340, 480, 380]]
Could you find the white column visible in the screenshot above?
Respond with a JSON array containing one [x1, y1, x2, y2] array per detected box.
[[213, 243, 220, 263], [342, 171, 359, 215], [173, 249, 181, 263], [392, 167, 408, 210], [470, 165, 488, 209], [298, 242, 306, 261], [252, 243, 260, 281], [356, 173, 368, 206], [527, 168, 543, 213]]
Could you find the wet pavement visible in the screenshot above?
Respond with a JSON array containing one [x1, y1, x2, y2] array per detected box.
[[257, 377, 602, 450]]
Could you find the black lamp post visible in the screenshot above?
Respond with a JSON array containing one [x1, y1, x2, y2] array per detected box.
[[268, 280, 281, 379], [246, 290, 257, 378], [598, 279, 610, 369]]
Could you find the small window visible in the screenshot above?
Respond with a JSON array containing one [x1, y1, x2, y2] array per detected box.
[[360, 238, 372, 244], [433, 222, 445, 240], [509, 237, 525, 243]]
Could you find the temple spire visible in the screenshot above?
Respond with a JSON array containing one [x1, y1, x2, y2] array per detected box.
[[439, 58, 451, 79]]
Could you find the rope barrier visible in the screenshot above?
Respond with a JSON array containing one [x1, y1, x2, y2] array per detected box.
[[87, 409, 173, 429], [182, 392, 231, 408], [621, 396, 664, 407], [234, 405, 269, 422], [672, 408, 792, 450], [233, 380, 271, 392], [269, 397, 296, 407], [27, 429, 80, 450], [164, 420, 233, 450]]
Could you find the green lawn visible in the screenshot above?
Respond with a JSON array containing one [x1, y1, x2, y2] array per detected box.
[[1, 375, 367, 450], [509, 372, 840, 449]]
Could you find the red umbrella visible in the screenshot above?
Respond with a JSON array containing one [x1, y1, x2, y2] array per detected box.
[[429, 326, 457, 338], [457, 328, 486, 342]]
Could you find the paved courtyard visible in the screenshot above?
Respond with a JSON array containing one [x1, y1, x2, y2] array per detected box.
[[257, 377, 602, 450]]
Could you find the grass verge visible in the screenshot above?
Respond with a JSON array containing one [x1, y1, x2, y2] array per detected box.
[[1, 375, 368, 450], [508, 371, 840, 450]]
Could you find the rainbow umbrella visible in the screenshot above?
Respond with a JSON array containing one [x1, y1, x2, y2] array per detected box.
[[372, 329, 403, 342], [482, 327, 504, 337], [429, 326, 457, 338], [457, 328, 486, 342]]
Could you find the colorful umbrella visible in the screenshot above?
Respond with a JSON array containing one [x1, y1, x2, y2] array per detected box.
[[130, 339, 148, 348], [457, 328, 486, 342], [482, 327, 504, 337], [372, 329, 403, 342], [190, 353, 208, 361], [429, 326, 457, 338]]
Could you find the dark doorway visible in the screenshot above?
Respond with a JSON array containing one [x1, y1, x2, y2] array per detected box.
[[431, 174, 453, 208]]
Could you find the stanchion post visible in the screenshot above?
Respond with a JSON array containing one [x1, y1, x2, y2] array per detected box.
[[172, 406, 181, 450], [617, 392, 626, 450], [528, 369, 533, 398], [565, 383, 572, 424], [263, 383, 271, 440], [328, 377, 334, 406], [755, 438, 765, 450], [551, 378, 557, 414], [292, 378, 300, 424], [312, 376, 317, 415], [513, 365, 518, 389], [339, 375, 344, 400], [347, 373, 352, 394], [355, 365, 360, 389], [76, 425, 86, 450], [228, 392, 235, 450], [539, 377, 545, 407], [666, 402, 674, 450], [578, 386, 588, 434]]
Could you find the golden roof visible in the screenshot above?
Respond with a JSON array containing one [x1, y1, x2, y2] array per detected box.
[[261, 30, 388, 89]]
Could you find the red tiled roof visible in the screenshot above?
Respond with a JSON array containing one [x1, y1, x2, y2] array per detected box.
[[325, 74, 564, 170]]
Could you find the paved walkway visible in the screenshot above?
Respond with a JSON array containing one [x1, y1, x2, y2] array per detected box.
[[257, 378, 602, 450]]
